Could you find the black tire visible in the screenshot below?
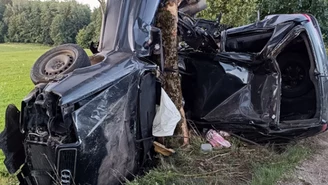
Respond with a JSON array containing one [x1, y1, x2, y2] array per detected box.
[[30, 44, 90, 84], [278, 53, 313, 98]]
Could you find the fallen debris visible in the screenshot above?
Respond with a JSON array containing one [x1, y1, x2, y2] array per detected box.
[[153, 141, 176, 157], [206, 129, 231, 148], [219, 131, 230, 137], [152, 88, 181, 137], [200, 143, 213, 152]]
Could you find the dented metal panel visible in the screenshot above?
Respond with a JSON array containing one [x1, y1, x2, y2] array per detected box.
[[99, 0, 160, 56], [1, 1, 328, 184]]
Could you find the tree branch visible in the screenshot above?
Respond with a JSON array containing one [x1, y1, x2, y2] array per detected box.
[[97, 0, 105, 16]]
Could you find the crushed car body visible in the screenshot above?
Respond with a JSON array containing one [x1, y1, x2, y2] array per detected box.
[[181, 13, 328, 142], [1, 0, 328, 184], [1, 0, 160, 184]]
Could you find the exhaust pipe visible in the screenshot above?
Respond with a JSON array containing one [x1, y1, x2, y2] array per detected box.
[[179, 0, 207, 17]]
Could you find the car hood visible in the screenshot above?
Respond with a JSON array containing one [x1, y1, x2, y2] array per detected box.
[[41, 51, 155, 106]]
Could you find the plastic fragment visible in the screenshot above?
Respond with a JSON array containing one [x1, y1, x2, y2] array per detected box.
[[201, 143, 213, 152], [206, 129, 231, 148], [219, 131, 230, 137], [152, 88, 181, 137]]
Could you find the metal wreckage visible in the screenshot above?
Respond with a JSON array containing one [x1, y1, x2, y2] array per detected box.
[[1, 0, 328, 184]]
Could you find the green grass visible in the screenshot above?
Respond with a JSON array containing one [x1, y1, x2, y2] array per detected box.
[[0, 43, 51, 183], [128, 136, 312, 185], [251, 143, 311, 185], [0, 43, 50, 129], [0, 43, 314, 184]]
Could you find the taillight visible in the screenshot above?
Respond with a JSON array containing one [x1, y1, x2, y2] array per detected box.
[[321, 123, 327, 132]]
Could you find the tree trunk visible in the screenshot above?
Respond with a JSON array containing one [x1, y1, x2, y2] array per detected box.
[[97, 0, 106, 16], [156, 0, 189, 146]]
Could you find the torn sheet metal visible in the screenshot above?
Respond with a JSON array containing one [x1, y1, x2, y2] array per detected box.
[[72, 73, 139, 185], [0, 105, 25, 174], [1, 53, 157, 185], [181, 14, 328, 141], [2, 2, 328, 185]]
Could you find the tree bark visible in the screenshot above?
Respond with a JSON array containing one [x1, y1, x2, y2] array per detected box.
[[156, 0, 189, 146], [97, 0, 106, 16]]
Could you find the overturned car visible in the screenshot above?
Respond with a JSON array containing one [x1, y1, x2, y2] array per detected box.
[[1, 0, 328, 184]]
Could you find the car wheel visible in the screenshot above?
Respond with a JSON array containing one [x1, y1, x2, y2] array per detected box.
[[278, 53, 313, 98], [30, 44, 90, 84]]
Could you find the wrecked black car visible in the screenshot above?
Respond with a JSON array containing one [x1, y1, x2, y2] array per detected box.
[[1, 0, 328, 184]]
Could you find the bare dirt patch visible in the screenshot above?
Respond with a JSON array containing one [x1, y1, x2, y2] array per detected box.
[[278, 132, 328, 185]]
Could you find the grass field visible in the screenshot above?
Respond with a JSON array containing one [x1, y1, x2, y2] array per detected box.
[[0, 43, 51, 184], [0, 43, 314, 185], [0, 43, 50, 130]]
